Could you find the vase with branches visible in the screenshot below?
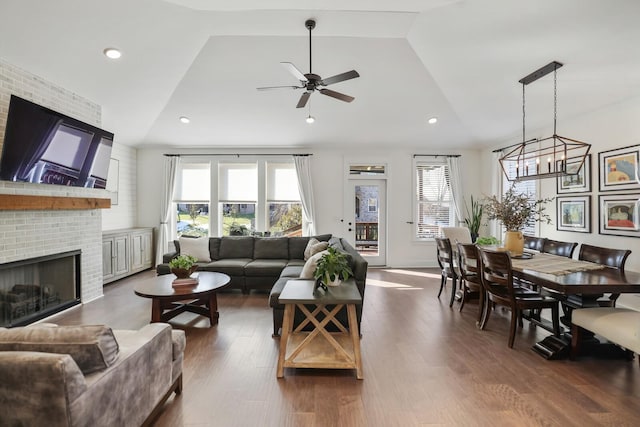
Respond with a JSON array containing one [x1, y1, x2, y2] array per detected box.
[[484, 186, 552, 254]]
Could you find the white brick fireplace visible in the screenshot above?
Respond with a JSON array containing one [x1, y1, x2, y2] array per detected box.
[[0, 59, 107, 304]]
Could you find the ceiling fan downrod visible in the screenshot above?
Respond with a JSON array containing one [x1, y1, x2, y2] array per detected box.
[[306, 19, 315, 75]]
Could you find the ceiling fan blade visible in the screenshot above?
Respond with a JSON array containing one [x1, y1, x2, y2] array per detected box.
[[281, 62, 308, 83], [319, 88, 354, 103], [296, 92, 311, 108], [320, 70, 360, 86], [257, 85, 302, 91]]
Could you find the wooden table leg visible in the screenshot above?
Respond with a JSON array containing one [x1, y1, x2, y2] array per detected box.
[[151, 298, 162, 323], [207, 293, 219, 326], [347, 304, 363, 379], [277, 304, 295, 378]]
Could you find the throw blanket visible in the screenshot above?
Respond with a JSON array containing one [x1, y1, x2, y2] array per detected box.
[[511, 253, 605, 276]]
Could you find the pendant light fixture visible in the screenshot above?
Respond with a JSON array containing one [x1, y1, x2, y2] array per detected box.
[[499, 61, 591, 181], [306, 101, 315, 124]]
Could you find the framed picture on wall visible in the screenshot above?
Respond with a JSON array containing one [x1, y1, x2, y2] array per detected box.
[[557, 154, 591, 194], [557, 195, 591, 233], [598, 145, 640, 192], [599, 193, 640, 237]]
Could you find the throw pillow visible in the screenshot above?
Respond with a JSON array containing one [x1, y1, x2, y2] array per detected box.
[[304, 239, 329, 260], [300, 249, 329, 279], [179, 236, 211, 262], [0, 325, 119, 374]]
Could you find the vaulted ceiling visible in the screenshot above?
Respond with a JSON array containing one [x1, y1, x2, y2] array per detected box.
[[1, 0, 638, 150]]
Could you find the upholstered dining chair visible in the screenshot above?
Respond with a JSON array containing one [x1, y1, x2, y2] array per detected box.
[[456, 242, 483, 320], [478, 248, 561, 348], [435, 237, 458, 307], [542, 239, 579, 258], [442, 227, 473, 245], [579, 244, 632, 307]]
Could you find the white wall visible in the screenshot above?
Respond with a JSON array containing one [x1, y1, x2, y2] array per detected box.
[[136, 146, 483, 268]]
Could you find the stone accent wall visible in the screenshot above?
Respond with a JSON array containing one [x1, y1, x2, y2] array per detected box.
[[0, 59, 105, 303]]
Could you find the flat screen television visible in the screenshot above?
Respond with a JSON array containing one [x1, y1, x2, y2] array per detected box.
[[0, 95, 114, 189]]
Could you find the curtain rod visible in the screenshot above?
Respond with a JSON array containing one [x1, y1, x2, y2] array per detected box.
[[164, 153, 312, 157], [412, 154, 461, 158]]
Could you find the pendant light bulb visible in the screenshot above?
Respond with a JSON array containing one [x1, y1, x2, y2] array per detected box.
[[306, 115, 315, 124]]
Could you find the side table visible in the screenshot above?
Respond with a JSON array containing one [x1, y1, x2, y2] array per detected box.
[[276, 279, 363, 379]]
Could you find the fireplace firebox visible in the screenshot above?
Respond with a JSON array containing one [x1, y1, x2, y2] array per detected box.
[[0, 250, 81, 327]]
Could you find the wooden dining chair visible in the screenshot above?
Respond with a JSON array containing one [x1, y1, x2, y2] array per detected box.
[[579, 244, 632, 307], [542, 239, 578, 258], [524, 235, 545, 252], [478, 248, 560, 348], [435, 238, 458, 307], [456, 242, 483, 320]]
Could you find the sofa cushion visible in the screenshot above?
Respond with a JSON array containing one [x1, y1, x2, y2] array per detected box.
[[209, 237, 222, 260], [286, 259, 305, 268], [205, 259, 252, 276], [289, 235, 331, 260], [0, 325, 119, 374], [178, 236, 211, 262], [280, 265, 304, 278], [245, 259, 289, 277], [254, 237, 289, 259], [301, 250, 329, 279], [304, 238, 330, 260], [219, 236, 255, 259]]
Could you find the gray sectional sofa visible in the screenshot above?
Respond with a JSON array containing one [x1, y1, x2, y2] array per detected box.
[[157, 234, 368, 336]]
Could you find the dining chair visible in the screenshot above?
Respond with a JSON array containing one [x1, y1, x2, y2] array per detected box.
[[478, 248, 560, 348], [579, 244, 632, 307], [442, 227, 473, 244], [456, 242, 483, 320], [524, 235, 545, 252], [435, 237, 458, 307], [542, 239, 578, 258]]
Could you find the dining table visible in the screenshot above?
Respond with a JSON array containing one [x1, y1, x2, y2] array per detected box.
[[507, 251, 640, 359]]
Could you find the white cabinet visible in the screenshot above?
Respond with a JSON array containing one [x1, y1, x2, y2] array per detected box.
[[103, 228, 153, 284]]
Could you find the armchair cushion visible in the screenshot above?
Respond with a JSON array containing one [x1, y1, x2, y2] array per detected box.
[[0, 324, 119, 374]]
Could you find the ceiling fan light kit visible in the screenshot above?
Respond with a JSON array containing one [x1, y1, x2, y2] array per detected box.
[[257, 19, 360, 111], [499, 61, 591, 182]]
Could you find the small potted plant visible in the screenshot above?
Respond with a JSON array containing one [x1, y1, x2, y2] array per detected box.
[[464, 195, 484, 242], [169, 254, 198, 279], [314, 247, 354, 290]]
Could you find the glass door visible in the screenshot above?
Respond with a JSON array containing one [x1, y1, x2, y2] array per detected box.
[[348, 179, 386, 266]]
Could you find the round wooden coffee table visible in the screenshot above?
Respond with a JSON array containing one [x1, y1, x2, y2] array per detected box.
[[134, 272, 231, 326]]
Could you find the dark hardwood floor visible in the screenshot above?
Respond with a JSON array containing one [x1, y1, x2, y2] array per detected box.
[[49, 268, 640, 426]]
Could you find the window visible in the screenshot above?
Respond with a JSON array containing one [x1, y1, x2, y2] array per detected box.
[[368, 198, 377, 212], [173, 162, 210, 237], [219, 163, 257, 236], [171, 159, 304, 238], [502, 162, 538, 236], [267, 163, 302, 236], [415, 160, 453, 239]]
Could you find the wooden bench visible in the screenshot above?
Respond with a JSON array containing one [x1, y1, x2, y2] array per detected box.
[[570, 307, 640, 363]]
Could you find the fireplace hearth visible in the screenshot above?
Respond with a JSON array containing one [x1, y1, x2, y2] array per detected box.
[[0, 250, 81, 327]]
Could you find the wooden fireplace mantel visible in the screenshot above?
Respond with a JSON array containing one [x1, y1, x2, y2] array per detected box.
[[0, 194, 111, 210]]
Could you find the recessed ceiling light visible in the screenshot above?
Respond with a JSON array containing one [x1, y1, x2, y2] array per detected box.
[[103, 48, 122, 59], [306, 115, 315, 124], [179, 116, 190, 124], [428, 117, 438, 124]]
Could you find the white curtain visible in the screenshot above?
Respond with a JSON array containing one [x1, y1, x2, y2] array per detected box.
[[293, 155, 316, 235], [155, 155, 180, 267], [446, 156, 464, 225], [490, 150, 503, 238]]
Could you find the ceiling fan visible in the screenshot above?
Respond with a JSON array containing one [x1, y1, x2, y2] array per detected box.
[[257, 19, 360, 108]]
